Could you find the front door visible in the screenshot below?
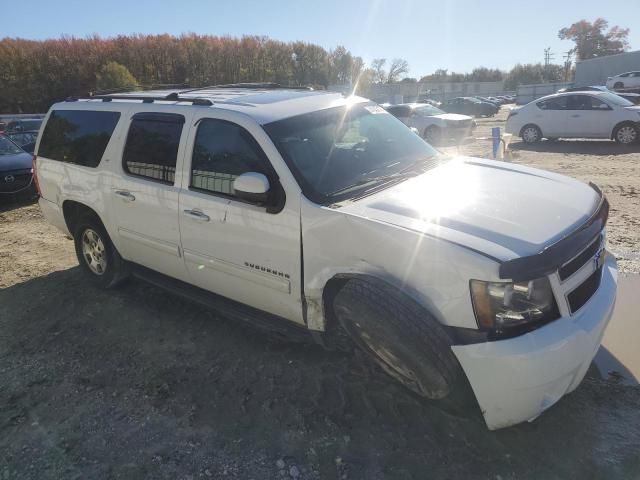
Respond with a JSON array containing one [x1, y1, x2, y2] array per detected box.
[[110, 110, 192, 282], [565, 94, 616, 138], [178, 114, 303, 324]]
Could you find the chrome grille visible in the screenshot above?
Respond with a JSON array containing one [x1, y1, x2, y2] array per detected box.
[[558, 232, 606, 314]]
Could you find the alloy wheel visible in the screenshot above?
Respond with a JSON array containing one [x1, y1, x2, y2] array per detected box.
[[616, 126, 637, 144], [81, 228, 107, 275]]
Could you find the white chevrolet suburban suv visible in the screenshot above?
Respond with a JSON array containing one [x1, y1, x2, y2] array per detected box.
[[34, 84, 618, 430]]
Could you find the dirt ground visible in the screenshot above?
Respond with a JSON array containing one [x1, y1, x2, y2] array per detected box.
[[1, 107, 640, 479]]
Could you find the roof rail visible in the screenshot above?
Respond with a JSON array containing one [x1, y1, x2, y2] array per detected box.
[[89, 83, 191, 96], [181, 82, 314, 92], [65, 92, 213, 106]]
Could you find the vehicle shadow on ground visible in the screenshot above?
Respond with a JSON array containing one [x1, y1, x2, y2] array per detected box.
[[0, 195, 37, 213], [1, 268, 639, 479], [511, 139, 640, 156]]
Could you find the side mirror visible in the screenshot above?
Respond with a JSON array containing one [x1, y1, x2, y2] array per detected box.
[[410, 127, 420, 135], [233, 172, 270, 203]]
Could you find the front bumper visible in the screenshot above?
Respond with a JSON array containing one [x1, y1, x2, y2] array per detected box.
[[452, 254, 618, 430]]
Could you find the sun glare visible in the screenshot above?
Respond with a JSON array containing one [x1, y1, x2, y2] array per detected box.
[[394, 159, 479, 224]]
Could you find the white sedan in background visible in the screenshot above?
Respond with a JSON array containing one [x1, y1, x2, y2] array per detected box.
[[384, 103, 474, 145], [606, 71, 640, 91], [506, 91, 640, 144]]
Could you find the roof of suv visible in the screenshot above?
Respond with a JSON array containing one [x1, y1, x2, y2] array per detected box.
[[64, 85, 361, 124]]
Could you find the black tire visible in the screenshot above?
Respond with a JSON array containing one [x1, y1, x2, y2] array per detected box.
[[520, 124, 542, 143], [73, 216, 129, 288], [613, 82, 624, 90], [333, 278, 464, 400], [613, 122, 639, 144], [424, 125, 442, 145]]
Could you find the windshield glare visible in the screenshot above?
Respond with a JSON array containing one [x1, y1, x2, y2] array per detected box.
[[265, 102, 440, 203], [0, 136, 24, 155]]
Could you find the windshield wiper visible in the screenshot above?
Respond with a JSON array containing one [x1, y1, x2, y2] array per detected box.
[[327, 155, 439, 198]]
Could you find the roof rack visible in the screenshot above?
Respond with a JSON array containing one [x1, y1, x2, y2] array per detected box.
[[180, 82, 314, 93], [65, 92, 213, 106]]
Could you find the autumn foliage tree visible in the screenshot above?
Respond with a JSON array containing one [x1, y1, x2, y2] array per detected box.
[[95, 61, 138, 91], [558, 18, 630, 60], [0, 34, 364, 113]]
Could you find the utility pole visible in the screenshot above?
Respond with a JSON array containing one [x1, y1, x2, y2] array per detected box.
[[543, 47, 554, 82], [562, 50, 573, 82]]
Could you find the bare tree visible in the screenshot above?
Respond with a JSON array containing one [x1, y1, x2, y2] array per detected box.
[[386, 58, 409, 83], [370, 58, 387, 84]]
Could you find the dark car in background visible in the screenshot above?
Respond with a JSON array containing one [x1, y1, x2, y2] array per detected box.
[[6, 118, 43, 133], [0, 134, 35, 198], [441, 97, 498, 117], [6, 131, 38, 153]]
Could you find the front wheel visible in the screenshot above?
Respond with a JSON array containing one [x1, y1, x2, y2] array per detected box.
[[424, 125, 442, 145], [333, 279, 464, 400], [613, 123, 638, 144], [521, 124, 542, 143], [613, 82, 624, 90], [73, 217, 129, 288]]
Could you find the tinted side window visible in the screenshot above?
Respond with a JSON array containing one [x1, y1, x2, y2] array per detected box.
[[123, 113, 184, 185], [191, 119, 269, 197], [536, 97, 567, 110], [38, 110, 120, 167]]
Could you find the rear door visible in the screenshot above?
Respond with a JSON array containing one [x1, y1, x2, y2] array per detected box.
[[565, 94, 614, 138], [110, 109, 192, 282], [534, 96, 568, 137], [178, 113, 303, 324]]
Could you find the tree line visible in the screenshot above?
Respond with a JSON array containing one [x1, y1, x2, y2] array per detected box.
[[0, 34, 366, 113]]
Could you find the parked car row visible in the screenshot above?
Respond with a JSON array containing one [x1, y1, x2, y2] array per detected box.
[[441, 97, 498, 117], [506, 91, 640, 144]]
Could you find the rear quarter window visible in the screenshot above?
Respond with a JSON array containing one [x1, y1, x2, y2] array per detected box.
[[38, 110, 120, 167]]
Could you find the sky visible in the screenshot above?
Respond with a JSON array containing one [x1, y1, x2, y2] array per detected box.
[[2, 0, 639, 78]]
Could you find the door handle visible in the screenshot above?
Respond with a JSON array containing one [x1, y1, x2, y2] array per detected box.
[[183, 209, 210, 222], [114, 190, 136, 201], [570, 114, 581, 118]]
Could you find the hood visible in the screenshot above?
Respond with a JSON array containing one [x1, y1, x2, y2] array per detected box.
[[432, 113, 472, 121], [0, 151, 32, 172], [340, 157, 601, 261]]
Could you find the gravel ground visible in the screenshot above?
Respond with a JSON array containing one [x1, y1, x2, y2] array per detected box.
[[1, 107, 639, 479]]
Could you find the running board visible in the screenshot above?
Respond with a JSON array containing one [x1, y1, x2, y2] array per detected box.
[[130, 264, 312, 342]]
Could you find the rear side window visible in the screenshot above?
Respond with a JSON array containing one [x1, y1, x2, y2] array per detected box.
[[123, 113, 185, 185], [38, 110, 120, 167], [190, 119, 270, 197]]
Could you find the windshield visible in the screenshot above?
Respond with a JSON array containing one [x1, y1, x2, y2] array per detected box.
[[600, 92, 634, 107], [414, 105, 446, 116], [0, 135, 24, 155], [264, 102, 441, 203]]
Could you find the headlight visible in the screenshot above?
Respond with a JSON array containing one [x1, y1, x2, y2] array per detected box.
[[470, 277, 559, 333]]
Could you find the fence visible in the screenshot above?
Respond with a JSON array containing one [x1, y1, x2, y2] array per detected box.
[[516, 82, 572, 105]]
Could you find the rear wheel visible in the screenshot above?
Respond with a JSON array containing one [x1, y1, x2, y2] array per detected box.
[[73, 217, 129, 288], [613, 123, 638, 144], [333, 278, 464, 400], [521, 124, 542, 143]]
